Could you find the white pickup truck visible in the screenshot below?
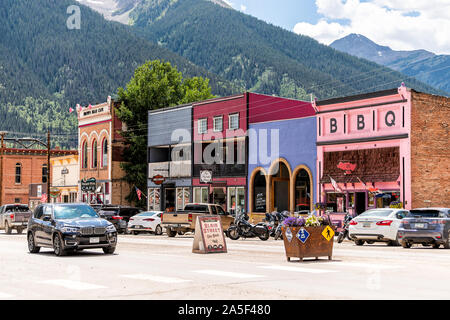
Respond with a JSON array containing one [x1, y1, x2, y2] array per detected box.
[[0, 204, 33, 234], [161, 203, 234, 237]]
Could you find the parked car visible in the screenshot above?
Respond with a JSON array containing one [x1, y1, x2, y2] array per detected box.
[[27, 203, 117, 256], [348, 208, 408, 246], [97, 205, 141, 234], [161, 203, 234, 237], [398, 208, 450, 249], [128, 211, 164, 235], [0, 204, 33, 234]]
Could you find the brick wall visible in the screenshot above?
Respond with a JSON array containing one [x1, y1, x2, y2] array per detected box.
[[410, 91, 450, 208], [1, 154, 48, 205]]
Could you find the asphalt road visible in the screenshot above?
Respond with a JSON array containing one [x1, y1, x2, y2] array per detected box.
[[0, 231, 449, 300]]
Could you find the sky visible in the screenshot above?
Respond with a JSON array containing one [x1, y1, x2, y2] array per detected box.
[[223, 0, 450, 55]]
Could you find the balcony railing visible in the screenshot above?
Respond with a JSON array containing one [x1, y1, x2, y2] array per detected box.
[[148, 161, 191, 179]]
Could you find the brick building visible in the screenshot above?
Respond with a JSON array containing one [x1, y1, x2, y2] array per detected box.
[[314, 86, 449, 224], [0, 147, 76, 207], [77, 96, 131, 205]]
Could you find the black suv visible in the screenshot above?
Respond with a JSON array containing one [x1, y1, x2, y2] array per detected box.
[[27, 203, 117, 256], [97, 205, 141, 234]]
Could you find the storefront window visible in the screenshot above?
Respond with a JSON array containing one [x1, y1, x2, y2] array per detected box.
[[148, 188, 161, 211], [176, 187, 191, 210], [193, 187, 209, 203], [376, 191, 400, 208], [227, 187, 245, 215], [326, 192, 347, 213]]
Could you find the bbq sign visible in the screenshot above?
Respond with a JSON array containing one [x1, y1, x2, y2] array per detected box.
[[337, 162, 357, 175]]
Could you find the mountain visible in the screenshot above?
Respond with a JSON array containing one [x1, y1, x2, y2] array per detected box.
[[331, 34, 450, 95], [122, 0, 445, 101], [0, 0, 235, 147]]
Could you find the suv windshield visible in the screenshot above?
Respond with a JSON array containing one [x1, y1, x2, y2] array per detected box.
[[54, 205, 99, 219], [408, 210, 443, 218], [359, 209, 393, 217]]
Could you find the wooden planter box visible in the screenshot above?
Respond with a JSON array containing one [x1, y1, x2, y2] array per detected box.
[[281, 226, 334, 262]]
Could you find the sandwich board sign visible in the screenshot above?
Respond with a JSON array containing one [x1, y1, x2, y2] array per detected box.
[[192, 216, 227, 254]]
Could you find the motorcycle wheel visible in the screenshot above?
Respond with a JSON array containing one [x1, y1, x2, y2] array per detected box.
[[258, 229, 270, 241], [337, 232, 345, 243], [228, 226, 240, 240]]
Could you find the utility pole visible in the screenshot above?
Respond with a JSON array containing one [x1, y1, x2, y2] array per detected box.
[[0, 131, 6, 206], [47, 130, 51, 203]]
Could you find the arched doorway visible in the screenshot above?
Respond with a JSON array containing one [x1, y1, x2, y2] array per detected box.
[[269, 159, 291, 212], [292, 167, 313, 212], [249, 168, 268, 213]]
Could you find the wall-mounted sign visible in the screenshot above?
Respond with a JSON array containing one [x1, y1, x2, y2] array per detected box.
[[151, 175, 166, 185], [337, 162, 356, 175], [192, 216, 227, 254], [49, 187, 61, 198], [81, 178, 96, 192], [200, 170, 212, 184]]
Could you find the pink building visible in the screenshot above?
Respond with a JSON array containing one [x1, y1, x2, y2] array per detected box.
[[314, 86, 450, 221]]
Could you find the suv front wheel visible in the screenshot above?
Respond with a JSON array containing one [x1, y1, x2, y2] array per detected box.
[[28, 232, 40, 253], [53, 233, 67, 256]]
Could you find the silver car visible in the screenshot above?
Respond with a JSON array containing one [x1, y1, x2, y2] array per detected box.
[[398, 208, 450, 249]]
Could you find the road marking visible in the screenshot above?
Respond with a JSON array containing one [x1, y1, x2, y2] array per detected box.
[[39, 279, 107, 290], [327, 262, 402, 270], [122, 274, 192, 284], [0, 292, 14, 298], [258, 265, 338, 274], [193, 270, 265, 279]]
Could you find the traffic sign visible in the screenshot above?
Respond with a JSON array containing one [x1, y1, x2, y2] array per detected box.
[[296, 228, 310, 243], [322, 225, 335, 241], [285, 227, 293, 242]]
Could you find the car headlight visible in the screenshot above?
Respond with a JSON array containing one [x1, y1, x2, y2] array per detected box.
[[106, 225, 116, 232], [61, 226, 80, 233]]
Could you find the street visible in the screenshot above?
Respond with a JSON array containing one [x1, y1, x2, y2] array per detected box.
[[0, 232, 449, 300]]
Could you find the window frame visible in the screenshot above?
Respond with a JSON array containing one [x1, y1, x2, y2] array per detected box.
[[15, 163, 22, 184], [228, 113, 239, 130], [213, 115, 223, 132], [198, 118, 208, 134]]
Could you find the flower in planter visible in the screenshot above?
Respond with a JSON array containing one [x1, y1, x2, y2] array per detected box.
[[283, 216, 306, 227], [305, 215, 321, 227]]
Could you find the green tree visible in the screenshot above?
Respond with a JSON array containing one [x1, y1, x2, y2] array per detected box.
[[116, 60, 214, 208]]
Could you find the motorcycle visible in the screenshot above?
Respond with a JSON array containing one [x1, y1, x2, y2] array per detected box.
[[273, 211, 290, 240], [337, 212, 353, 243], [228, 212, 270, 241]]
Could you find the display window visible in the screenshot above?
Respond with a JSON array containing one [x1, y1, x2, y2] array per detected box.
[[227, 187, 245, 215], [148, 188, 161, 211], [326, 192, 347, 213], [193, 187, 209, 203], [176, 187, 191, 210]]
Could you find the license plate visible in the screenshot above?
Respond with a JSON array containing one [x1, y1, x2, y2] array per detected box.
[[90, 237, 100, 244], [415, 223, 426, 229], [134, 225, 141, 229], [363, 222, 371, 228]]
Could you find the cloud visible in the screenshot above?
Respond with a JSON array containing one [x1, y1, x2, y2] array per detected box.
[[293, 0, 450, 54]]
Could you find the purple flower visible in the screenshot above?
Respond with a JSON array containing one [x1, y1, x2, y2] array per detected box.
[[283, 217, 305, 227]]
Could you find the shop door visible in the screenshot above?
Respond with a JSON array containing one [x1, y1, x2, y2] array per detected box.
[[355, 192, 366, 215], [164, 188, 176, 212]]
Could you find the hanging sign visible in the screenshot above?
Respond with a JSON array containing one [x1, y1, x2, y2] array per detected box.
[[192, 216, 227, 254], [200, 170, 213, 184], [297, 228, 310, 244], [81, 178, 96, 192]]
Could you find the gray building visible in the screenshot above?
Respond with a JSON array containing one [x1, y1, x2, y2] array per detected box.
[[147, 104, 193, 211]]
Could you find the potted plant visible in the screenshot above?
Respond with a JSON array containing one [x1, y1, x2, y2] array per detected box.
[[281, 214, 335, 262]]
